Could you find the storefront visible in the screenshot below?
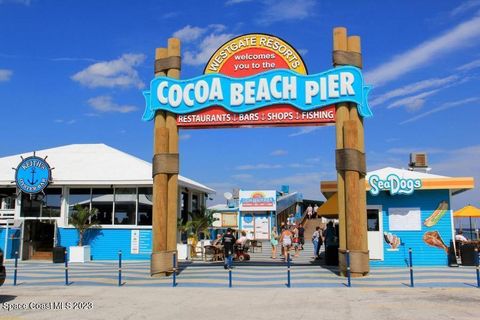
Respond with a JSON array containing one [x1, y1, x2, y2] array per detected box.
[[209, 189, 302, 240], [319, 165, 474, 266], [0, 144, 215, 260]]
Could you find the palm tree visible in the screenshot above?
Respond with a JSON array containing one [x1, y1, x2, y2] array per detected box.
[[69, 205, 100, 246], [178, 207, 218, 257]]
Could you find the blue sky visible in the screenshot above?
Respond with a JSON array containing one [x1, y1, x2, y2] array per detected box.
[[0, 0, 479, 209]]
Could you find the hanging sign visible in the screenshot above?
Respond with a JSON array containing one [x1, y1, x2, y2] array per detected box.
[[369, 174, 422, 196], [14, 156, 52, 194], [142, 33, 373, 128], [239, 190, 277, 211]]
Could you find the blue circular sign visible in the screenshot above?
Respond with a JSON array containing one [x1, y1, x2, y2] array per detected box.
[[243, 214, 253, 224], [15, 156, 52, 194]]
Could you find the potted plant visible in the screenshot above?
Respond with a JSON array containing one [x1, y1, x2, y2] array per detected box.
[[68, 205, 100, 263], [178, 207, 218, 258]]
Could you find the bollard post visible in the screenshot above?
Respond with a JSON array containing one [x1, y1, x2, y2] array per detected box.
[[287, 253, 291, 288], [172, 252, 177, 287], [118, 250, 122, 287], [346, 250, 351, 287], [64, 250, 69, 286], [409, 248, 414, 288], [228, 266, 232, 288], [475, 248, 479, 288], [13, 251, 18, 286]]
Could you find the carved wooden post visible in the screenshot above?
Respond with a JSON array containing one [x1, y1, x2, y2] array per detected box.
[[333, 27, 369, 277], [151, 38, 181, 277]]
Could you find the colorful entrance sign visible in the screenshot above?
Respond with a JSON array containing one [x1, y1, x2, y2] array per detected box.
[[142, 67, 372, 123], [14, 156, 52, 194], [368, 174, 422, 196], [142, 33, 373, 128], [239, 190, 276, 212], [204, 33, 307, 76]]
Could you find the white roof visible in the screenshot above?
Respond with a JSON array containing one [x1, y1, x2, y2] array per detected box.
[[366, 167, 447, 180], [0, 144, 215, 194]]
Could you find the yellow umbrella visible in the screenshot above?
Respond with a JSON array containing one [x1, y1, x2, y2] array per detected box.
[[453, 205, 480, 239], [453, 205, 480, 217]]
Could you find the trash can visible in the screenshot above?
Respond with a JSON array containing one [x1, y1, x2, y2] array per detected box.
[[460, 243, 477, 266], [52, 246, 66, 263]]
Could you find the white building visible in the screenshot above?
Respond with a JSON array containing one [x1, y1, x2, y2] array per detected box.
[[0, 144, 214, 260]]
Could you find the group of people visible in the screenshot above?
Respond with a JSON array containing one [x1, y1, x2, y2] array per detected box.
[[305, 204, 319, 220], [216, 229, 250, 269], [269, 222, 306, 260], [270, 220, 337, 261]]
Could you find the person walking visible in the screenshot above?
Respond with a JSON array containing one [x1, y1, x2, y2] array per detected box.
[[313, 204, 319, 219], [222, 228, 236, 269], [270, 226, 279, 259], [279, 227, 293, 261], [306, 205, 313, 219], [312, 226, 321, 259], [297, 223, 305, 250]]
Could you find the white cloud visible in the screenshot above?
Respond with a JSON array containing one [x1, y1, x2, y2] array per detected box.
[[270, 149, 288, 156], [365, 14, 480, 87], [288, 126, 320, 137], [387, 89, 439, 111], [456, 58, 480, 71], [386, 147, 446, 155], [258, 0, 316, 25], [0, 69, 13, 82], [432, 145, 480, 209], [54, 119, 76, 125], [297, 49, 308, 56], [71, 53, 145, 89], [235, 163, 283, 170], [450, 0, 480, 17], [225, 0, 253, 5], [183, 33, 234, 66], [400, 97, 480, 125], [370, 75, 458, 107], [231, 174, 253, 180], [179, 133, 191, 140], [87, 96, 137, 113], [172, 25, 207, 43], [0, 0, 31, 5]]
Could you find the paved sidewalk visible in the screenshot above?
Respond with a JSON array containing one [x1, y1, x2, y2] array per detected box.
[[2, 259, 479, 288], [1, 285, 479, 320]]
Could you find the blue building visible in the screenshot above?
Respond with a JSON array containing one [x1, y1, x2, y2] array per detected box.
[[0, 144, 215, 261], [319, 166, 475, 267]]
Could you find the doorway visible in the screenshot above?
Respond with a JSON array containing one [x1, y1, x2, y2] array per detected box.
[[367, 206, 384, 260], [22, 220, 55, 260]]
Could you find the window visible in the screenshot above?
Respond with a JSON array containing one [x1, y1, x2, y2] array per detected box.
[[192, 194, 199, 214], [367, 209, 380, 231], [0, 188, 16, 210], [137, 187, 152, 226], [21, 193, 42, 217], [68, 188, 91, 220], [181, 192, 188, 224], [92, 188, 113, 224], [114, 188, 136, 225], [42, 188, 61, 217]]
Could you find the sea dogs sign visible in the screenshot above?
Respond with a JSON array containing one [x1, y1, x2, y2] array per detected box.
[[369, 174, 422, 196], [142, 33, 372, 128]]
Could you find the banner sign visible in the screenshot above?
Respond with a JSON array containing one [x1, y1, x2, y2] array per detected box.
[[15, 156, 52, 194], [143, 66, 372, 122], [369, 174, 422, 196], [142, 33, 373, 128], [204, 33, 308, 76], [239, 190, 277, 212]]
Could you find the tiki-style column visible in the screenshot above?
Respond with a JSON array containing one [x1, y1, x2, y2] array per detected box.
[[151, 38, 180, 277], [333, 27, 369, 277]]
